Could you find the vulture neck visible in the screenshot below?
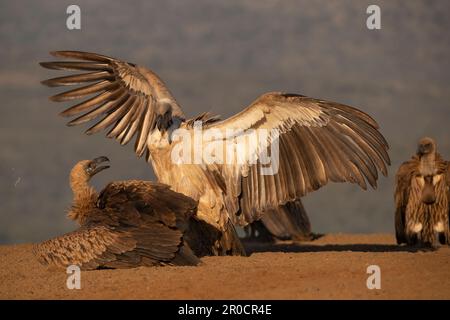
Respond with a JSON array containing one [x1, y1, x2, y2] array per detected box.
[[68, 169, 98, 225], [419, 152, 436, 176]]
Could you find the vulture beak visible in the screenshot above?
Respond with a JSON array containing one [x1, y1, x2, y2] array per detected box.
[[86, 156, 110, 177], [417, 145, 427, 156]]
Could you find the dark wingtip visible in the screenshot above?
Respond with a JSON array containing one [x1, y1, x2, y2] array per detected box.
[[67, 117, 89, 127], [39, 61, 57, 70], [50, 51, 78, 58], [50, 94, 63, 102], [48, 50, 113, 62], [39, 61, 49, 68], [84, 128, 95, 135], [59, 109, 74, 118], [41, 79, 56, 87]]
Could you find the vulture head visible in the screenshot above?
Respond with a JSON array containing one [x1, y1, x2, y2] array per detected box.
[[68, 156, 110, 223], [417, 137, 436, 157], [70, 156, 110, 187], [83, 156, 111, 177], [415, 137, 438, 205]]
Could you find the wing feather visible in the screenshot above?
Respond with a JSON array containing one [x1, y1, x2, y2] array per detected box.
[[41, 51, 184, 158], [40, 61, 113, 71], [33, 225, 134, 270], [201, 92, 390, 224]]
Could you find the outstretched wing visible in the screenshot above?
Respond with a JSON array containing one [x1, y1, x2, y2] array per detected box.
[[34, 182, 199, 270], [33, 225, 136, 270], [33, 221, 196, 270], [200, 92, 390, 224], [394, 158, 418, 244], [40, 51, 184, 157]]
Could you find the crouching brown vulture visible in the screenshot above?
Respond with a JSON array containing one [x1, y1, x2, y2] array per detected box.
[[395, 137, 450, 246], [33, 156, 212, 270]]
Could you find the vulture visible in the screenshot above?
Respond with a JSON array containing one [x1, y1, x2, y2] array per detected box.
[[40, 51, 390, 255], [33, 156, 206, 269], [395, 137, 450, 246]]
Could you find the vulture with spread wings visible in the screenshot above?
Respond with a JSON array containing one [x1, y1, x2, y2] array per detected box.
[[41, 51, 390, 255]]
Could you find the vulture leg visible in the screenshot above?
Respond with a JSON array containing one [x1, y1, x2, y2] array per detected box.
[[186, 218, 246, 257], [244, 200, 313, 242], [438, 232, 446, 245], [395, 207, 407, 245], [406, 232, 419, 246], [171, 241, 201, 266], [219, 221, 247, 256], [448, 217, 450, 245], [244, 220, 277, 242], [438, 210, 449, 245]]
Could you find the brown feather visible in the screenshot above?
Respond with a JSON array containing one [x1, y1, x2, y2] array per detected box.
[[42, 71, 114, 87]]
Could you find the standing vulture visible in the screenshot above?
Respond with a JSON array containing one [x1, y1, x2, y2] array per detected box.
[[33, 156, 205, 269], [40, 51, 390, 255], [395, 137, 449, 246]]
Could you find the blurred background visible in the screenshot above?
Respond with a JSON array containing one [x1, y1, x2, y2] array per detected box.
[[0, 0, 449, 244]]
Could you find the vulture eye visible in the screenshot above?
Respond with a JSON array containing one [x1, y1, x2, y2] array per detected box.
[[86, 163, 94, 173]]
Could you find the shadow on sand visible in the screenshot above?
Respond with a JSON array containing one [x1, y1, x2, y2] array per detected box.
[[242, 241, 436, 255]]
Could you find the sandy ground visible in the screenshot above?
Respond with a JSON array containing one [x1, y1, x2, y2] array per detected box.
[[0, 234, 449, 299]]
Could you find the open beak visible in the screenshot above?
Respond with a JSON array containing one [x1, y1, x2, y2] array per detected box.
[[88, 156, 110, 176]]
